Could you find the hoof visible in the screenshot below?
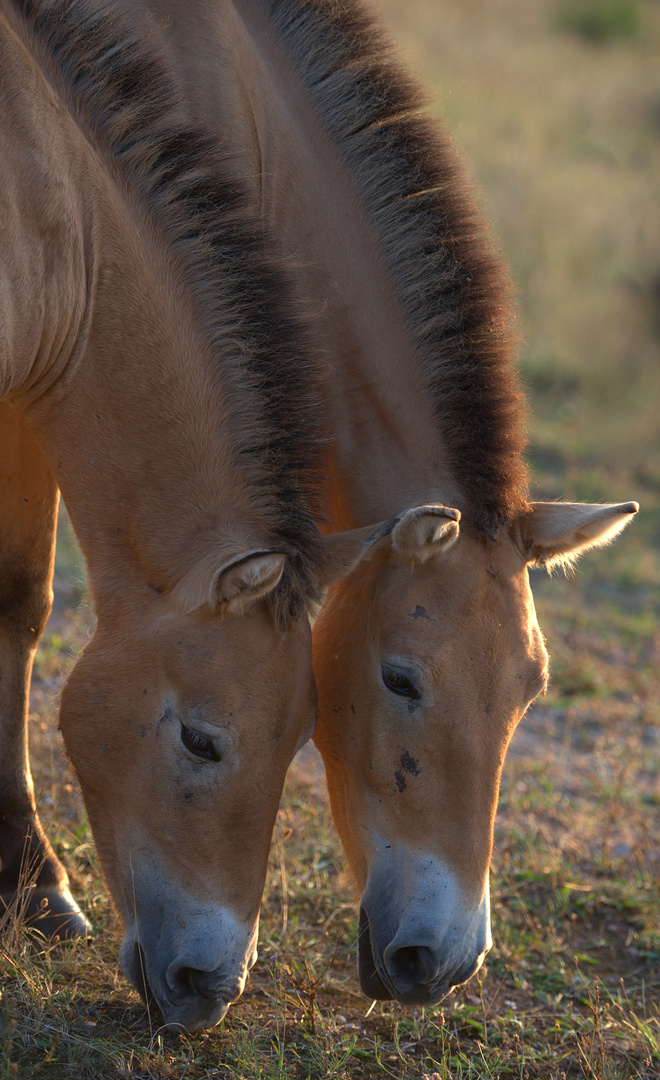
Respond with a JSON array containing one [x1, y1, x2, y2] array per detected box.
[[2, 885, 92, 939]]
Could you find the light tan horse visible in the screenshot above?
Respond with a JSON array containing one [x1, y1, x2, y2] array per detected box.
[[131, 0, 639, 1011], [0, 0, 385, 1031]]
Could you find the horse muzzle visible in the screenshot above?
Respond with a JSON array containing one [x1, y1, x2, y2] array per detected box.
[[357, 851, 491, 1005], [117, 863, 259, 1031], [120, 916, 257, 1031]]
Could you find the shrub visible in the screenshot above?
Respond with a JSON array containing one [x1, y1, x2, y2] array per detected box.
[[554, 0, 641, 43]]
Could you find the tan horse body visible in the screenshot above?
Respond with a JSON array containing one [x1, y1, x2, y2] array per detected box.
[[0, 0, 386, 1031], [133, 0, 639, 1007]]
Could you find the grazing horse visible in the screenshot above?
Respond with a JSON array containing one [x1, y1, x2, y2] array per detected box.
[[131, 0, 639, 1011], [0, 0, 383, 1031]]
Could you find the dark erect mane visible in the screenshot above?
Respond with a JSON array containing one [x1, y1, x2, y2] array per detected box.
[[11, 0, 325, 619], [267, 0, 529, 535]]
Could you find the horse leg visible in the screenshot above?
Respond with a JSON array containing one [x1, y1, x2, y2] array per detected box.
[[0, 402, 89, 938]]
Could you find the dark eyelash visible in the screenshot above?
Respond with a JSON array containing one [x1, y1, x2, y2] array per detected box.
[[181, 725, 221, 761], [381, 667, 420, 700]]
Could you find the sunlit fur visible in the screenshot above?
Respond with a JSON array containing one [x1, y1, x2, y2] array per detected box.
[[519, 501, 640, 575]]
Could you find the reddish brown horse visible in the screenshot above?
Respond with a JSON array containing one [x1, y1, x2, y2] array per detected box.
[[131, 0, 638, 1010], [0, 0, 383, 1031]]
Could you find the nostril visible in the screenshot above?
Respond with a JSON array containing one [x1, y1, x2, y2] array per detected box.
[[387, 945, 438, 988], [173, 966, 224, 1001]]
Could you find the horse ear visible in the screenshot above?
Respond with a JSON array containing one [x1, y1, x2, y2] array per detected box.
[[214, 550, 289, 611], [171, 549, 289, 613], [391, 505, 461, 563], [518, 502, 639, 571], [319, 519, 398, 588], [319, 506, 462, 585]]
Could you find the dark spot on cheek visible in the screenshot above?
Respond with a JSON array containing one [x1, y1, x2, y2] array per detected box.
[[400, 750, 421, 776], [183, 790, 194, 804], [408, 605, 431, 620], [350, 704, 355, 715], [407, 700, 419, 713], [394, 771, 407, 792], [137, 724, 148, 738]]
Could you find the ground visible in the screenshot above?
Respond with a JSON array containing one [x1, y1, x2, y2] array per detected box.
[[1, 0, 659, 1076]]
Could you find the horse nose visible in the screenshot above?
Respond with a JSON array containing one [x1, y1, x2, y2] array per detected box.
[[383, 940, 485, 1003], [171, 965, 226, 1001], [385, 944, 440, 993]]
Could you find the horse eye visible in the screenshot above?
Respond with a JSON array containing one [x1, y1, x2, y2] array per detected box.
[[381, 665, 420, 700], [181, 725, 221, 762]]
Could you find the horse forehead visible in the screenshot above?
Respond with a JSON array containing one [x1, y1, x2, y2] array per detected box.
[[131, 608, 311, 708], [160, 603, 298, 656], [372, 542, 537, 655], [382, 537, 528, 614]]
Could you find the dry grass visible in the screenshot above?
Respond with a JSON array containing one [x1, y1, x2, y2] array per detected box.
[[2, 0, 660, 1075]]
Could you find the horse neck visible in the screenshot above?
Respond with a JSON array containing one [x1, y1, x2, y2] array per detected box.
[[0, 10, 87, 404], [1, 17, 268, 613], [36, 197, 262, 611], [134, 0, 456, 529]]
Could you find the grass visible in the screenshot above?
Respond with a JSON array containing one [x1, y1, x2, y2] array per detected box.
[[2, 0, 660, 1075]]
